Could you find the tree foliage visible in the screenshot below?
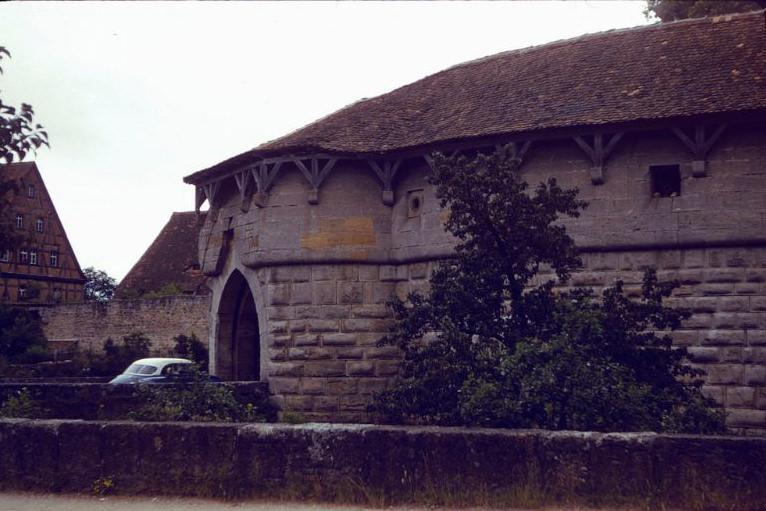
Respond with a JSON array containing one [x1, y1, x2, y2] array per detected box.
[[645, 0, 766, 22], [0, 304, 47, 363], [370, 148, 726, 434], [0, 47, 49, 164], [83, 266, 117, 304]]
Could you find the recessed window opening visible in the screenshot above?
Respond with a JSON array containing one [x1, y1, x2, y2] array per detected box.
[[650, 165, 681, 198], [407, 189, 424, 218]]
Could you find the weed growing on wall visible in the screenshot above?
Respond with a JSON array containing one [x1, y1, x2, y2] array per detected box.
[[370, 146, 726, 433], [0, 387, 46, 418]]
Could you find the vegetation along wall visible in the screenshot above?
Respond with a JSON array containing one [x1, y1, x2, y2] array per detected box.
[[39, 295, 211, 354]]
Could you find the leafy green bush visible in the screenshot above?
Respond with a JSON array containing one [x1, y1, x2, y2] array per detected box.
[[172, 333, 208, 371], [0, 304, 47, 363], [370, 147, 726, 434], [129, 366, 272, 422], [81, 332, 151, 377]]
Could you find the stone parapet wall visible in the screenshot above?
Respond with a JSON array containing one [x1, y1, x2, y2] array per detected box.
[[39, 295, 211, 354], [1, 419, 764, 509]]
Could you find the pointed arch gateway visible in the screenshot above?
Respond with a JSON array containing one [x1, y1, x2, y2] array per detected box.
[[216, 270, 260, 380]]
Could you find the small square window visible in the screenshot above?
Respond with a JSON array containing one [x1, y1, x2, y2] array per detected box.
[[650, 165, 681, 198], [16, 213, 23, 229]]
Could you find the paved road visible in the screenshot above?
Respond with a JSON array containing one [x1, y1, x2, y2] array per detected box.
[[0, 493, 630, 511]]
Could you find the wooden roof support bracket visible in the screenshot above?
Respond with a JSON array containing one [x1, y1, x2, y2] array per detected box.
[[249, 161, 283, 208], [368, 159, 402, 206], [495, 141, 532, 166], [196, 181, 221, 216], [194, 186, 206, 216], [671, 124, 727, 178], [573, 132, 624, 185], [294, 158, 337, 205], [234, 170, 255, 212]]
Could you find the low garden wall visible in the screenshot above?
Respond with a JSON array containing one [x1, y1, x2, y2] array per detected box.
[[0, 419, 763, 510]]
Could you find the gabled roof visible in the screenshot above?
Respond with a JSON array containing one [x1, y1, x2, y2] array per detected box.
[[116, 212, 209, 298], [186, 11, 766, 184]]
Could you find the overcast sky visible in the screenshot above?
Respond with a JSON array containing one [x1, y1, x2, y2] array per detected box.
[[0, 1, 650, 282]]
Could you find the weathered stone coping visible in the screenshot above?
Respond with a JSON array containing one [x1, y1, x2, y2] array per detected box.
[[0, 420, 762, 510]]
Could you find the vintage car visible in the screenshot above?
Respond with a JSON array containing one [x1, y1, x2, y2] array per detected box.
[[108, 358, 218, 384]]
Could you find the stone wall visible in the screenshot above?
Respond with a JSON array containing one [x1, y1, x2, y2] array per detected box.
[[39, 295, 211, 354], [1, 419, 765, 509]]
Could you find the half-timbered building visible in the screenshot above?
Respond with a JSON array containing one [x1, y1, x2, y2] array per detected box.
[[0, 162, 85, 306]]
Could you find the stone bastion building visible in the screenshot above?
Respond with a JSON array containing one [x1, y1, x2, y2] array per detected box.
[[185, 12, 766, 429]]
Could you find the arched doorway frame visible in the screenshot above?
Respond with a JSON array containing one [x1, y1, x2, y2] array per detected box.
[[207, 250, 268, 381]]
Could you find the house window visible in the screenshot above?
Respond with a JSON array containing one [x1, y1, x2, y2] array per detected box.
[[16, 213, 23, 229], [50, 252, 58, 267], [0, 250, 9, 262], [407, 189, 424, 218], [27, 185, 35, 198], [30, 251, 37, 265], [650, 165, 681, 198], [18, 286, 27, 300], [19, 249, 28, 263], [36, 218, 44, 232]]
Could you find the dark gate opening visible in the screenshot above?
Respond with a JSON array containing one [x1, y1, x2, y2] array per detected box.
[[216, 270, 260, 381]]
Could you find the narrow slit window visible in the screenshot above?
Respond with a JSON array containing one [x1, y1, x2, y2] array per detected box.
[[650, 165, 681, 198]]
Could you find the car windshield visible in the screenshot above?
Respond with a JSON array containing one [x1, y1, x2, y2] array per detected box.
[[125, 363, 158, 375]]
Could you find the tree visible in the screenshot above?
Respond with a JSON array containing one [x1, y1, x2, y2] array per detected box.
[[0, 46, 49, 255], [0, 303, 47, 363], [370, 147, 726, 434], [0, 47, 49, 164], [645, 0, 766, 22], [83, 267, 117, 304]]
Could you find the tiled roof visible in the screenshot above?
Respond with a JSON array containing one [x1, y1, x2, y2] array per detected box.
[[0, 162, 35, 183], [116, 212, 209, 298], [186, 11, 766, 184]]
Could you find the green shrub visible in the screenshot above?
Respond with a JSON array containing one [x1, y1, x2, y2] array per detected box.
[[0, 304, 47, 363], [84, 332, 151, 377], [129, 366, 271, 422], [172, 333, 208, 371]]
